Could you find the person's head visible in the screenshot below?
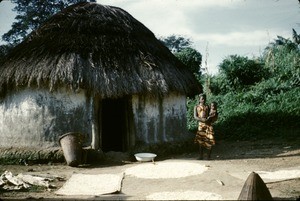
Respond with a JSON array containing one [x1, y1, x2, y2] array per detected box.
[[210, 102, 217, 110], [198, 94, 206, 104]]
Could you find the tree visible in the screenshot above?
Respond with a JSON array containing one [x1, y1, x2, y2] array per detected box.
[[2, 0, 96, 45], [264, 34, 298, 56], [292, 28, 300, 45], [174, 47, 202, 76], [219, 55, 265, 91], [159, 35, 202, 76], [263, 32, 300, 88], [159, 34, 192, 53]]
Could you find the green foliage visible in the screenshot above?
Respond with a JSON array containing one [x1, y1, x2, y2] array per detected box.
[[205, 87, 300, 140], [263, 37, 300, 87], [207, 73, 230, 95], [174, 47, 202, 76], [218, 55, 266, 91], [186, 30, 300, 141], [159, 34, 192, 53], [2, 0, 96, 45], [160, 35, 202, 77], [186, 96, 198, 131]]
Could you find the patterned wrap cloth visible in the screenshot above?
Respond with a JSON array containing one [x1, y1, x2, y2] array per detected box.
[[194, 104, 216, 150]]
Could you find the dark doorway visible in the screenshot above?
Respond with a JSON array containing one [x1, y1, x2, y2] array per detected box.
[[101, 98, 127, 152]]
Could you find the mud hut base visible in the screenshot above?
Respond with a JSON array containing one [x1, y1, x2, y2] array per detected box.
[[0, 147, 104, 165]]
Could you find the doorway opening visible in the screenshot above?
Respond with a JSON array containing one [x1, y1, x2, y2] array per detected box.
[[101, 98, 127, 152]]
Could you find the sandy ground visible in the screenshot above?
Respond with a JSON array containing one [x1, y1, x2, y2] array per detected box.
[[1, 138, 300, 200]]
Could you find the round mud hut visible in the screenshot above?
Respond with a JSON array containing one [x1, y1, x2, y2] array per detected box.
[[0, 2, 202, 155]]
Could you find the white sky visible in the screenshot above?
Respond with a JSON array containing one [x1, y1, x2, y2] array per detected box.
[[1, 0, 300, 74]]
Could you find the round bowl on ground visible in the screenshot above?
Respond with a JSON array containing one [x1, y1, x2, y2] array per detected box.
[[134, 153, 157, 162]]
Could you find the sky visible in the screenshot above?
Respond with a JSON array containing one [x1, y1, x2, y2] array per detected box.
[[0, 0, 300, 74]]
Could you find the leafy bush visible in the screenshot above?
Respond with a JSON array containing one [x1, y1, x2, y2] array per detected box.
[[263, 42, 300, 87], [205, 87, 300, 140], [186, 96, 198, 131], [218, 55, 266, 91], [174, 47, 202, 76], [186, 32, 300, 141], [208, 73, 230, 95]]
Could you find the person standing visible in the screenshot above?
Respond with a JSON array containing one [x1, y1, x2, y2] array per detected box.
[[194, 94, 218, 160]]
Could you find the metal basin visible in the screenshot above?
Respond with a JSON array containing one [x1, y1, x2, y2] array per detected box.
[[134, 153, 157, 162]]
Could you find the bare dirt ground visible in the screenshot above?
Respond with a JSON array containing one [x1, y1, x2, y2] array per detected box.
[[1, 138, 300, 200]]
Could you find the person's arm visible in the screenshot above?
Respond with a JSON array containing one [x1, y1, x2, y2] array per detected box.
[[208, 112, 218, 124]]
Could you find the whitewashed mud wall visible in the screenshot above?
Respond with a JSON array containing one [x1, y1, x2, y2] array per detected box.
[[0, 88, 92, 148], [132, 93, 188, 144]]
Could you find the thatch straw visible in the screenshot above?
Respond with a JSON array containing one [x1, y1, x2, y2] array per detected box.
[[238, 172, 273, 200], [0, 2, 202, 98]]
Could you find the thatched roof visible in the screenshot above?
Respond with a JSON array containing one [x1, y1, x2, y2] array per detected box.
[[0, 2, 202, 98], [238, 172, 273, 200]]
